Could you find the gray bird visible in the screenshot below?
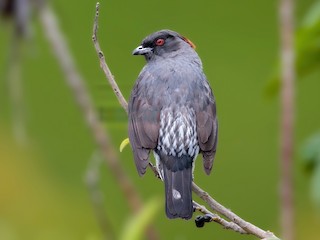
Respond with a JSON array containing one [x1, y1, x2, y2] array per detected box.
[[128, 29, 218, 220]]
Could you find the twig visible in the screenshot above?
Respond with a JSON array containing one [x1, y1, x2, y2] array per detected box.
[[7, 37, 27, 145], [40, 1, 141, 213], [92, 2, 280, 239], [92, 2, 128, 113], [279, 0, 295, 240], [85, 152, 115, 240], [39, 3, 159, 240], [3, 0, 30, 144], [192, 183, 278, 239], [193, 201, 248, 234], [149, 160, 278, 238]]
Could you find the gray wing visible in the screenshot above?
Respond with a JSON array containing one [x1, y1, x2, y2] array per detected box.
[[194, 77, 218, 175], [128, 71, 160, 176]]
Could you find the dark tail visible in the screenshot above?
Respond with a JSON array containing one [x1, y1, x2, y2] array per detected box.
[[163, 166, 193, 219]]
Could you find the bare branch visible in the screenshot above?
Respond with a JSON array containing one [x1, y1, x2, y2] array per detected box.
[[279, 0, 295, 239], [192, 183, 278, 239], [85, 152, 115, 240], [40, 1, 140, 213], [92, 2, 280, 239], [92, 2, 128, 113], [149, 161, 249, 234], [39, 3, 159, 240], [150, 161, 279, 239], [193, 201, 248, 234], [7, 38, 27, 145]]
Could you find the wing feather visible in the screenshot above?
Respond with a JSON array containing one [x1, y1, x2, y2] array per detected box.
[[195, 79, 218, 175], [128, 71, 160, 176]]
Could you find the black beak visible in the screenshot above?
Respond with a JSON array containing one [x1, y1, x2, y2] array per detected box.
[[132, 45, 153, 55]]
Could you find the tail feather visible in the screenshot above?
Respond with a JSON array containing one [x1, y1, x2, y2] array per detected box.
[[163, 166, 193, 219]]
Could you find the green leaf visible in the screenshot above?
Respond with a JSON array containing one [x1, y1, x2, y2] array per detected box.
[[119, 138, 130, 152], [300, 131, 320, 205], [119, 197, 162, 240], [301, 131, 320, 170]]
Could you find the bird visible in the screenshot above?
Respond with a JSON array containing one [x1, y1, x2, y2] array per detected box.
[[128, 29, 218, 220]]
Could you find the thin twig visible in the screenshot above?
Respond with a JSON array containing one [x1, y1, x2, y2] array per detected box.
[[92, 2, 128, 113], [92, 2, 280, 239], [279, 0, 295, 240], [192, 183, 278, 239], [85, 152, 115, 240], [193, 201, 248, 234], [40, 1, 141, 213], [7, 37, 27, 145], [150, 161, 248, 234], [39, 3, 159, 240]]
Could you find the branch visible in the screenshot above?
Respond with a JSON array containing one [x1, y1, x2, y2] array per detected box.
[[39, 3, 158, 240], [7, 37, 27, 145], [92, 2, 280, 239], [192, 183, 277, 239], [193, 201, 248, 234], [149, 163, 278, 239], [40, 0, 141, 212], [92, 2, 128, 113], [85, 152, 115, 240], [279, 0, 295, 239]]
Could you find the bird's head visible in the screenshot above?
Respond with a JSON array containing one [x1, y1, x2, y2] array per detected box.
[[132, 29, 196, 61]]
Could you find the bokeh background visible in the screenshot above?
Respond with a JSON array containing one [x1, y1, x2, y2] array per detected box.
[[1, 0, 320, 239]]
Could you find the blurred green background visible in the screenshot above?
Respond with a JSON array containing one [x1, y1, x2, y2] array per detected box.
[[1, 0, 320, 239]]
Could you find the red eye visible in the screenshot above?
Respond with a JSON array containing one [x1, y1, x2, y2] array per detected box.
[[155, 38, 165, 46]]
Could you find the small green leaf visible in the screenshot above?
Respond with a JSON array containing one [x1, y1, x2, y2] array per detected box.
[[301, 131, 320, 169], [119, 138, 130, 152], [301, 131, 320, 205], [120, 197, 162, 240]]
